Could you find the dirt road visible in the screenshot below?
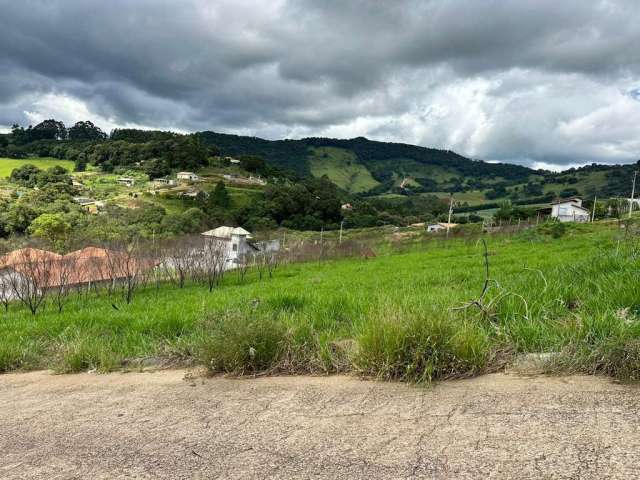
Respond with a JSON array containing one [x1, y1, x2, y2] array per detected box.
[[1, 370, 639, 479]]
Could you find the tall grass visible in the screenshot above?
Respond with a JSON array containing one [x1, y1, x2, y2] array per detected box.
[[1, 222, 639, 381]]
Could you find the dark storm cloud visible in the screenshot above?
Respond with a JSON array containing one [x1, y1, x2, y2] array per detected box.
[[1, 0, 640, 167]]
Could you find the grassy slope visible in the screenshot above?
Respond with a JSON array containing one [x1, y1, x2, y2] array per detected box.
[[0, 157, 75, 178], [542, 170, 608, 197], [2, 223, 639, 382], [309, 147, 380, 193]]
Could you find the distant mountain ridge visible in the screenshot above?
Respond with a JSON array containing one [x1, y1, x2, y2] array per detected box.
[[198, 131, 536, 195]]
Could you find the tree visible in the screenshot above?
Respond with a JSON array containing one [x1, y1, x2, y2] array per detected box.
[[211, 181, 231, 209], [68, 121, 107, 141], [9, 164, 42, 188], [239, 155, 266, 174], [6, 248, 56, 315], [524, 182, 544, 197], [31, 119, 67, 141], [28, 213, 72, 250], [36, 165, 72, 187]]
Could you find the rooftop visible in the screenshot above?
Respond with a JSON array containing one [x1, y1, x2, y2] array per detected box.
[[201, 226, 251, 239]]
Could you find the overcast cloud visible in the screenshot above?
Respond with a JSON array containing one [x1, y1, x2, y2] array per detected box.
[[1, 0, 640, 169]]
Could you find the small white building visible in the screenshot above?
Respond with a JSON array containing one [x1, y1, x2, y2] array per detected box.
[[154, 177, 177, 187], [427, 222, 458, 233], [73, 197, 97, 207], [117, 177, 135, 187], [550, 198, 590, 222], [200, 226, 281, 268], [177, 172, 200, 182], [201, 226, 256, 267]]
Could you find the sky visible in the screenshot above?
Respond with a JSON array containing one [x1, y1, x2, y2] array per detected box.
[[1, 0, 640, 170]]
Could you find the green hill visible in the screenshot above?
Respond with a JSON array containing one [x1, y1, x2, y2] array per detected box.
[[198, 132, 535, 195], [198, 131, 639, 204]]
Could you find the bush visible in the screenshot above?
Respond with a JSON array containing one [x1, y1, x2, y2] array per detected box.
[[197, 311, 287, 375], [354, 308, 490, 382], [54, 333, 121, 373], [536, 221, 567, 238]]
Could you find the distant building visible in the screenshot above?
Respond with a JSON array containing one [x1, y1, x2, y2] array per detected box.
[[427, 222, 458, 233], [224, 156, 241, 164], [341, 203, 353, 210], [0, 247, 157, 299], [73, 197, 96, 207], [177, 172, 200, 182], [248, 175, 267, 186], [73, 197, 105, 214], [154, 177, 177, 187], [181, 189, 204, 198], [201, 226, 256, 267], [117, 177, 135, 187], [539, 198, 590, 223], [201, 227, 280, 268]]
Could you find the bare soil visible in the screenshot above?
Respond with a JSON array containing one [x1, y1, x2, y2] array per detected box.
[[1, 370, 640, 479]]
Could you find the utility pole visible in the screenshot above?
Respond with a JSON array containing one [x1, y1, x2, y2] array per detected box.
[[629, 171, 638, 219], [446, 194, 454, 238], [339, 220, 344, 244], [591, 195, 597, 222]]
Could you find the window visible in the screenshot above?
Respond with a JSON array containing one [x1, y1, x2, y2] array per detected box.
[[232, 244, 238, 252]]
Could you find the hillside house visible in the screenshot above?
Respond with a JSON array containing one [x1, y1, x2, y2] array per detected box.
[[154, 177, 177, 187], [180, 189, 204, 198], [201, 227, 256, 267], [117, 177, 135, 187], [0, 247, 157, 300], [427, 222, 458, 233], [177, 172, 200, 182], [0, 248, 61, 301], [540, 198, 590, 222], [73, 197, 105, 214]]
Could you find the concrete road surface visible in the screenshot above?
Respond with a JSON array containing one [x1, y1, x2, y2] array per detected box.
[[1, 370, 640, 479]]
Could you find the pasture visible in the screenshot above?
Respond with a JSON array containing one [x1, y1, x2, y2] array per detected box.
[[0, 157, 75, 178], [309, 146, 380, 193], [1, 222, 640, 382]]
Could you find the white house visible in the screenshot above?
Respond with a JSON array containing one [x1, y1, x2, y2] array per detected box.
[[117, 177, 135, 187], [550, 198, 590, 222], [200, 226, 281, 268], [154, 177, 177, 187], [201, 226, 256, 267], [177, 172, 200, 182], [427, 222, 458, 233]]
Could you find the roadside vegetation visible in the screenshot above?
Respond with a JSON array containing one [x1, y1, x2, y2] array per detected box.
[[2, 222, 640, 383]]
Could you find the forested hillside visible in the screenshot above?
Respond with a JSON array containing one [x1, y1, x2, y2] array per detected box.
[[2, 119, 639, 228]]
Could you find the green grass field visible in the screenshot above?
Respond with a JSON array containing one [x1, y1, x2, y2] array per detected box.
[[309, 147, 380, 193], [0, 157, 75, 178], [2, 222, 640, 382]]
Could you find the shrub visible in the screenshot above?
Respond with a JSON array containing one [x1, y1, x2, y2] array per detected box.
[[54, 333, 121, 373], [536, 221, 567, 238], [354, 308, 490, 382], [197, 311, 286, 375]]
